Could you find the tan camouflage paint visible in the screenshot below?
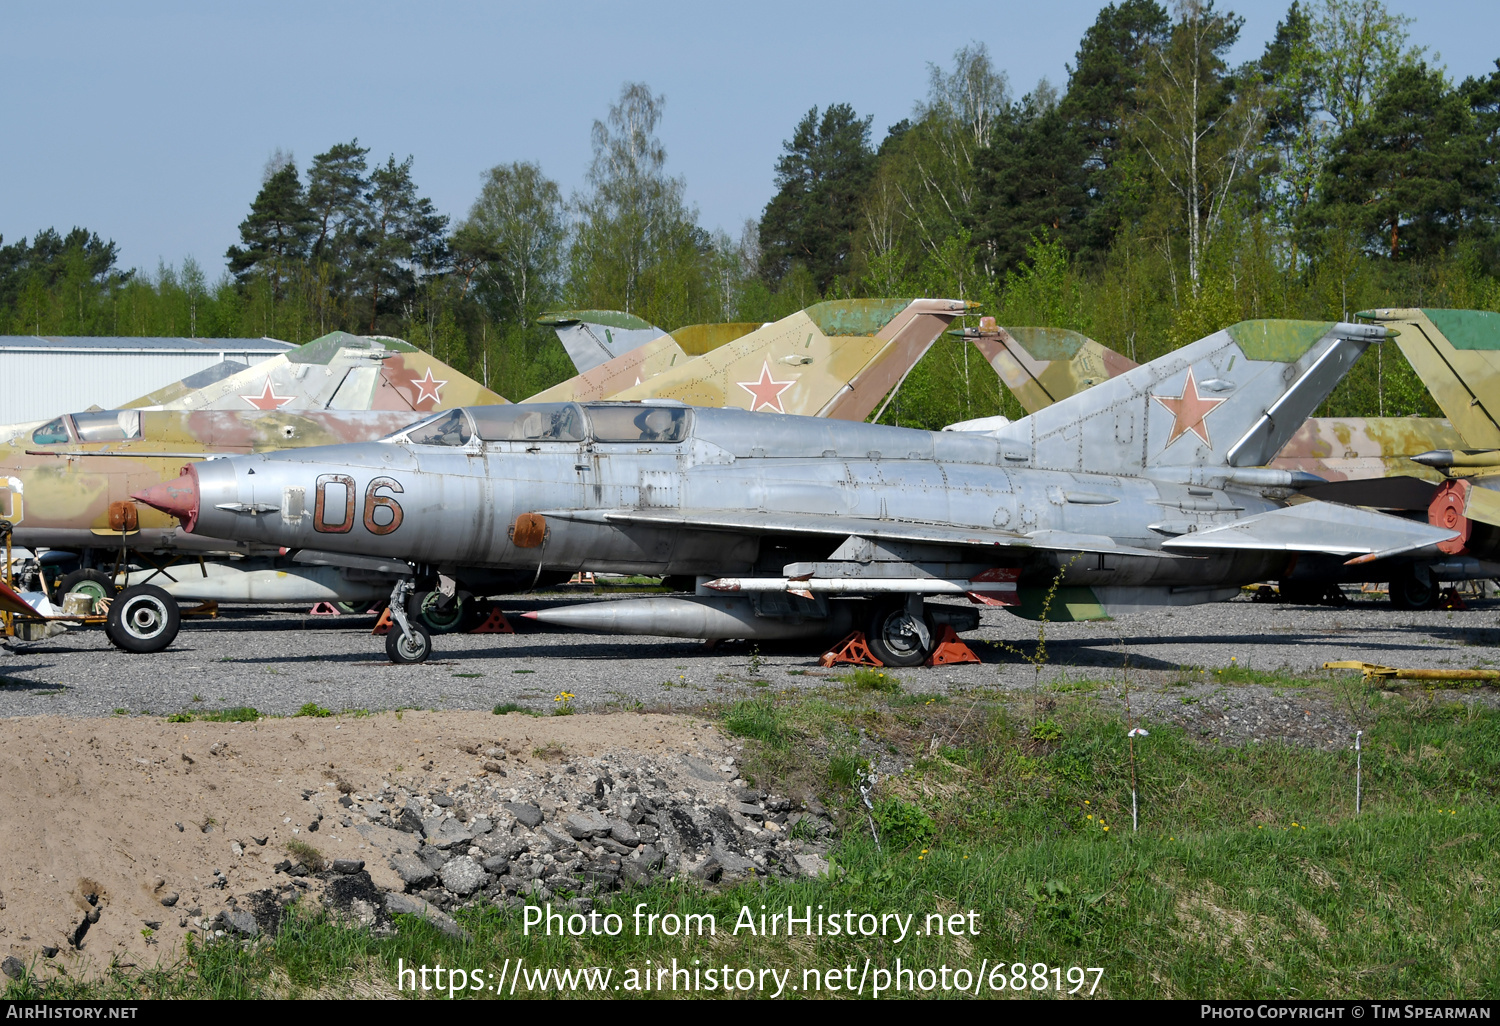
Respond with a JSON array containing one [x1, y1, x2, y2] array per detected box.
[[525, 335, 688, 404], [1269, 417, 1463, 483], [1359, 308, 1500, 449], [124, 330, 506, 413], [607, 299, 973, 420], [968, 325, 1139, 415], [3, 410, 423, 540], [670, 322, 764, 356]]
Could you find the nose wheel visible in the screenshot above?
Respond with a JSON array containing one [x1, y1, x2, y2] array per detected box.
[[384, 578, 433, 663], [386, 621, 432, 663]]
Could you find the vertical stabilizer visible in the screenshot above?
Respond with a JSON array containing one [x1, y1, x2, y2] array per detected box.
[[537, 310, 668, 375], [1358, 308, 1500, 448], [992, 320, 1389, 473]]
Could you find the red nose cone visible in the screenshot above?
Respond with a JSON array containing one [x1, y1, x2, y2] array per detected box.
[[132, 465, 201, 531]]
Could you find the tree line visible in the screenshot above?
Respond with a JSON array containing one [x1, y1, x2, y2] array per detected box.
[[2, 0, 1497, 426]]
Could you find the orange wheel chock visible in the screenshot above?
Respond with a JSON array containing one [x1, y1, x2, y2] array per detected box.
[[819, 631, 883, 668], [470, 607, 515, 634], [925, 624, 981, 666], [371, 607, 394, 635]]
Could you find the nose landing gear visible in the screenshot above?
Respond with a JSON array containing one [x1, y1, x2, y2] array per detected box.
[[384, 579, 432, 663]]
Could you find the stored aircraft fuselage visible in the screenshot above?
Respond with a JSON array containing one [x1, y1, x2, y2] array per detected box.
[[143, 401, 1290, 603]]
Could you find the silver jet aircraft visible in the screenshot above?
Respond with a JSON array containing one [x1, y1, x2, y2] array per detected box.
[[134, 319, 1458, 664]]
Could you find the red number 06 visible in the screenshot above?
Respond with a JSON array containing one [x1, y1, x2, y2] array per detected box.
[[362, 476, 404, 535]]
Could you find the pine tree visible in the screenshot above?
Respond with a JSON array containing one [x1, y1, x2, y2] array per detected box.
[[225, 162, 313, 300], [757, 103, 875, 291], [1312, 62, 1487, 260]]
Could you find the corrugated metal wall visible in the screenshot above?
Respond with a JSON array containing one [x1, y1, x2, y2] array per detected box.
[[0, 339, 292, 424]]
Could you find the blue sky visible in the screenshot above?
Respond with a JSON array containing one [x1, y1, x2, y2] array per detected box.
[[3, 0, 1495, 277]]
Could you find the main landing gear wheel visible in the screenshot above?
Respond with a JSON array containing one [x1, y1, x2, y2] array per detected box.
[[409, 589, 474, 634], [1388, 570, 1441, 611], [865, 600, 934, 668], [386, 622, 432, 664], [54, 569, 116, 610], [104, 584, 181, 653]]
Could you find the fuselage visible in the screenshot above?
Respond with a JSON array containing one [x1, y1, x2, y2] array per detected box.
[[163, 402, 1289, 593]]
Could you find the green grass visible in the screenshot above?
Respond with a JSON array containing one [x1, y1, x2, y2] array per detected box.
[[294, 702, 333, 718], [165, 706, 260, 723], [723, 698, 792, 747], [12, 684, 1498, 999], [836, 668, 902, 694], [283, 840, 326, 872], [492, 703, 539, 717]]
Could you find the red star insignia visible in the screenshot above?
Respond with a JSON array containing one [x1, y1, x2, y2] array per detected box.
[[735, 361, 795, 413], [240, 377, 295, 410], [412, 367, 447, 406], [1152, 367, 1226, 447]]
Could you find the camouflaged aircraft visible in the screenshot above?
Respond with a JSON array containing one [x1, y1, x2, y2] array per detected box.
[[0, 331, 506, 643], [134, 318, 1459, 664], [960, 317, 1141, 414], [528, 312, 762, 404], [123, 329, 507, 413], [1335, 308, 1500, 597], [529, 299, 973, 419]]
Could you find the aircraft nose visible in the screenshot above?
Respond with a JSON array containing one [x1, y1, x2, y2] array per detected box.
[[132, 465, 201, 530]]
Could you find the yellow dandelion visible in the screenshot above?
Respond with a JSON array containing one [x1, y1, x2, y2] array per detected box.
[[1103, 826, 1110, 832], [1083, 800, 1090, 804], [1087, 815, 1093, 820]]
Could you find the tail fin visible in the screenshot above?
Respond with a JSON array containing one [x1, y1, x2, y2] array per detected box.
[[1359, 308, 1500, 448], [537, 310, 668, 374], [131, 330, 504, 413], [992, 319, 1390, 473], [610, 298, 974, 419], [524, 334, 690, 404], [964, 323, 1138, 414]]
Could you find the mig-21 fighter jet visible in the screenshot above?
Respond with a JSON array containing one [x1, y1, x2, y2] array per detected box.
[[134, 318, 1459, 664]]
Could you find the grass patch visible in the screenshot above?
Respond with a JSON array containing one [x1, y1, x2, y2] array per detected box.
[[13, 683, 1499, 1000], [453, 673, 485, 679], [492, 702, 539, 716], [294, 702, 333, 718], [283, 840, 326, 872], [837, 667, 902, 694], [166, 706, 259, 724], [723, 698, 792, 747]]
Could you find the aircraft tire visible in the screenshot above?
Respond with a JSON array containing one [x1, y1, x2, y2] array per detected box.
[[103, 584, 180, 653], [865, 601, 933, 668], [409, 590, 473, 634], [1388, 571, 1441, 611], [386, 623, 432, 664], [54, 569, 116, 610]]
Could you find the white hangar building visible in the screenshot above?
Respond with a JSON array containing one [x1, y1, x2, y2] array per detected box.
[[0, 335, 293, 424]]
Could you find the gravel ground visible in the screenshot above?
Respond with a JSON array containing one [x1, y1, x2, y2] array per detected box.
[[3, 591, 1498, 746]]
